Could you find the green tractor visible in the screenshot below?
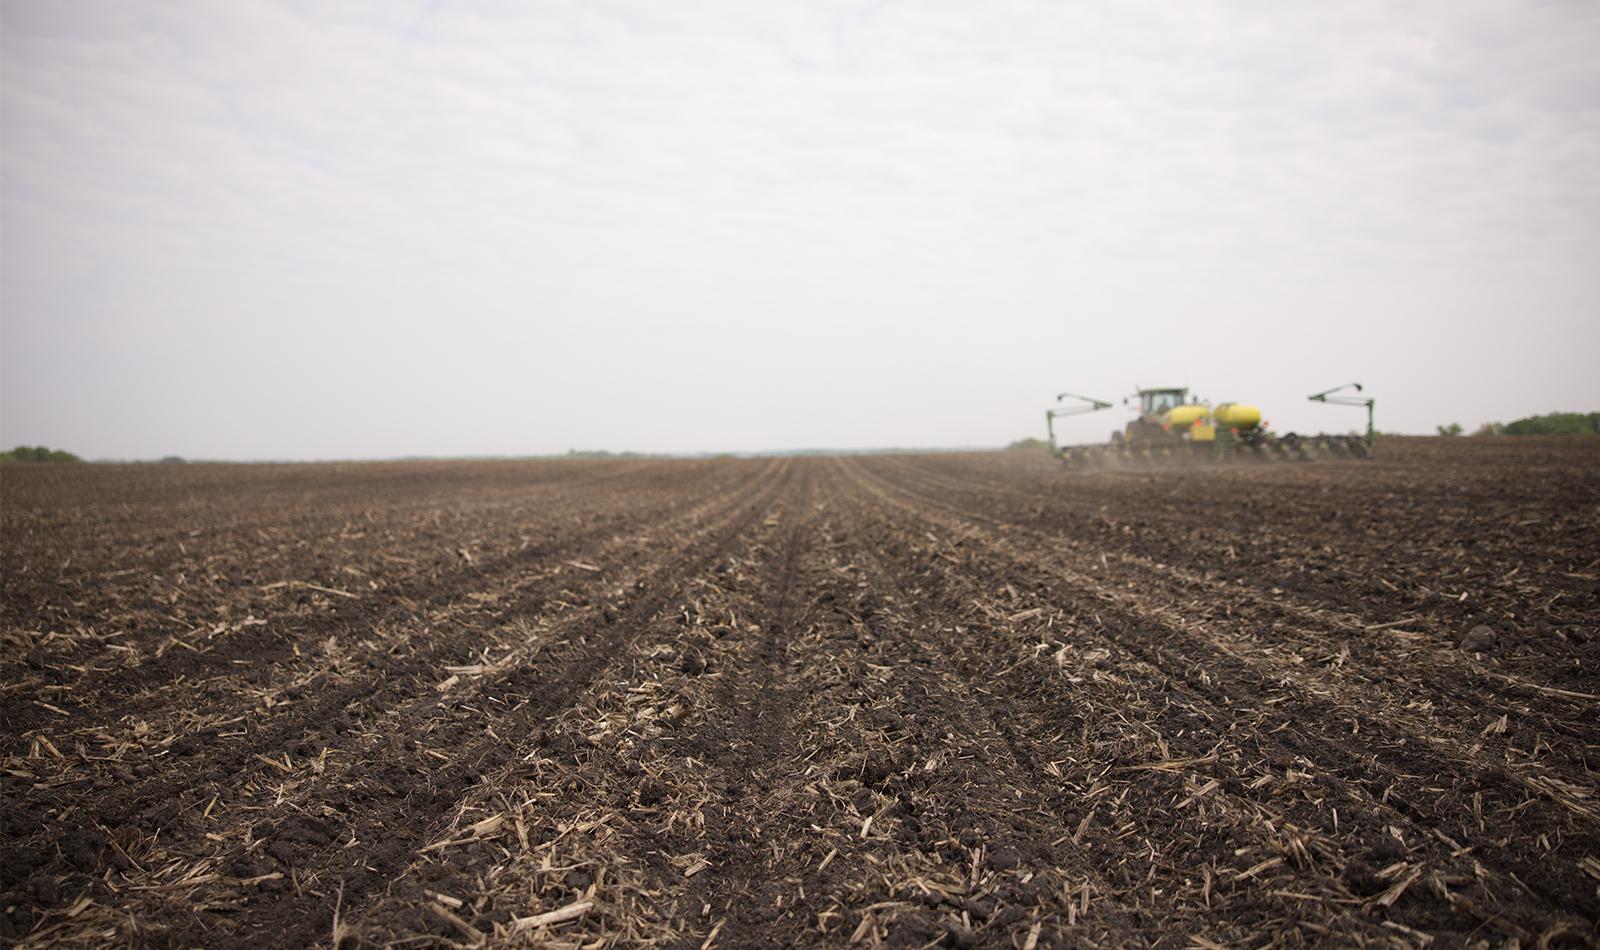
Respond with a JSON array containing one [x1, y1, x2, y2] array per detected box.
[[1046, 383, 1374, 468]]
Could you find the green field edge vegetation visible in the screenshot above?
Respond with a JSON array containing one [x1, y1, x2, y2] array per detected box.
[[1437, 412, 1600, 438]]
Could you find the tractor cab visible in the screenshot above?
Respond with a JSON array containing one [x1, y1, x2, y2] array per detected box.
[[1135, 388, 1189, 415]]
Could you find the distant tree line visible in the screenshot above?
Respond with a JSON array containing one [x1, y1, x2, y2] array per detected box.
[[1437, 412, 1600, 437], [1, 445, 82, 463], [1500, 412, 1600, 435], [566, 449, 648, 459], [1007, 437, 1053, 452]]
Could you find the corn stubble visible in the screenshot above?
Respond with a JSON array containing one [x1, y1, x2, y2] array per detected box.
[[2, 438, 1597, 946]]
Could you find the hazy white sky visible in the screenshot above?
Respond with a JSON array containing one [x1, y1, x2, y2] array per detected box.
[[3, 1, 1597, 459]]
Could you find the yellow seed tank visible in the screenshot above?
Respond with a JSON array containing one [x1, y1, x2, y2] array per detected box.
[[1212, 403, 1263, 429], [1163, 404, 1210, 427]]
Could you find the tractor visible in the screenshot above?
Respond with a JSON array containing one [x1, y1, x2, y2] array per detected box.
[[1045, 384, 1374, 467]]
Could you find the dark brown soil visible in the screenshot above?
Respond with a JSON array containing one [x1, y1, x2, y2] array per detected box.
[[2, 437, 1596, 947]]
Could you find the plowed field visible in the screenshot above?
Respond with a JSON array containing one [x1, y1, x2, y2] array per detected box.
[[3, 437, 1597, 947]]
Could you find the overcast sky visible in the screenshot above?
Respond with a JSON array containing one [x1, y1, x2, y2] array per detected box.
[[3, 1, 1597, 459]]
